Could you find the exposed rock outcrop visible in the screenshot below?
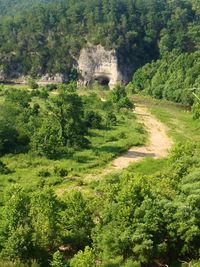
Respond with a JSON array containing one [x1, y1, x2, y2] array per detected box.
[[78, 44, 122, 88], [37, 73, 67, 84], [1, 44, 130, 88], [0, 73, 67, 85]]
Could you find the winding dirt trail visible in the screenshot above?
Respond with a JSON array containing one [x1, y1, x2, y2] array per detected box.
[[84, 105, 173, 182], [57, 104, 173, 192], [112, 105, 173, 169]]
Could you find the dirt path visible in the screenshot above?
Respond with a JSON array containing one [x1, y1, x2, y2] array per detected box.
[[84, 105, 173, 182], [112, 105, 173, 169], [57, 104, 173, 193]]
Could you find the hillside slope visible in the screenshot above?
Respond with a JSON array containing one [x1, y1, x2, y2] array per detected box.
[[0, 0, 55, 16], [0, 0, 199, 83]]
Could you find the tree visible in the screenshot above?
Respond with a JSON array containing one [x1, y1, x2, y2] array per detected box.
[[70, 247, 96, 267], [29, 187, 61, 251], [60, 191, 94, 250], [48, 87, 89, 148], [109, 85, 134, 110], [0, 186, 33, 261], [51, 251, 68, 267], [31, 116, 63, 158]]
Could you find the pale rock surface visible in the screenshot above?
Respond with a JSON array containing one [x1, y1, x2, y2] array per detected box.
[[78, 44, 122, 88], [37, 73, 67, 84]]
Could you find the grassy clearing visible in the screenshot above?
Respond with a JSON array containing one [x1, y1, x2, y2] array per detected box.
[[126, 157, 168, 176], [0, 83, 30, 90], [0, 90, 145, 193], [133, 95, 200, 143], [117, 94, 200, 178]]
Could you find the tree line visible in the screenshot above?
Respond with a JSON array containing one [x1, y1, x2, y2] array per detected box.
[[0, 0, 199, 80], [0, 83, 132, 159]]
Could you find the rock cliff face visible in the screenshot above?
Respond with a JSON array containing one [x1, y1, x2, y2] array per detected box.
[[0, 44, 129, 88], [0, 73, 67, 84], [78, 44, 122, 88]]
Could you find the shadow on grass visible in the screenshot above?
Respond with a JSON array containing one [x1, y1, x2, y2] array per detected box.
[[98, 145, 126, 155], [123, 150, 156, 158]]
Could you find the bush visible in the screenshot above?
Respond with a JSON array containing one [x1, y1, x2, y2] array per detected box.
[[38, 169, 51, 177], [45, 84, 57, 91], [105, 112, 117, 126], [110, 85, 134, 110], [192, 103, 200, 120], [38, 88, 49, 99], [28, 79, 39, 89], [0, 160, 11, 174], [54, 166, 68, 177], [70, 247, 95, 267], [85, 111, 102, 129]]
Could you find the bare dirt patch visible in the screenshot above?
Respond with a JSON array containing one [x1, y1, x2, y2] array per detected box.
[[112, 105, 173, 169]]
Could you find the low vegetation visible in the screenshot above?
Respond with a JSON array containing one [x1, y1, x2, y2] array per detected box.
[[1, 1, 200, 266], [0, 84, 145, 195]]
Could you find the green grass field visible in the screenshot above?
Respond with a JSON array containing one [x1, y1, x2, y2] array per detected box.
[[1, 88, 200, 197], [0, 87, 146, 194], [117, 94, 200, 178]]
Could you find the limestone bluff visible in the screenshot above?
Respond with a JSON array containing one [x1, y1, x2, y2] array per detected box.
[[77, 44, 122, 88], [0, 44, 128, 89]]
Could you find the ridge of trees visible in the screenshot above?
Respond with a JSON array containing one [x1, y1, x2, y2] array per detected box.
[[129, 50, 200, 105], [0, 0, 199, 80]]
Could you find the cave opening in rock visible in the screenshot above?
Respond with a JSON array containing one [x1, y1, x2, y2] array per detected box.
[[94, 76, 110, 86]]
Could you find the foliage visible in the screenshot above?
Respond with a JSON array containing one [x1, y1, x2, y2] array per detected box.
[[84, 111, 102, 129], [109, 85, 134, 110], [91, 142, 200, 266], [0, 185, 94, 266], [0, 0, 199, 79], [51, 251, 67, 267], [31, 116, 63, 158], [70, 247, 95, 267], [28, 79, 39, 89], [130, 51, 200, 105], [192, 103, 200, 119], [0, 161, 10, 174], [60, 191, 94, 250]]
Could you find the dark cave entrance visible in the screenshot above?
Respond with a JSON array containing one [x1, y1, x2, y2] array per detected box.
[[94, 76, 110, 86]]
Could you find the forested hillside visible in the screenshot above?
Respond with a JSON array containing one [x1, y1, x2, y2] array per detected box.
[[130, 50, 200, 105], [0, 0, 55, 16], [0, 0, 199, 80], [128, 0, 200, 105]]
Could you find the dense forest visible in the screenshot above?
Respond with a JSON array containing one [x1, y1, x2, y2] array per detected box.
[[129, 50, 200, 105], [0, 0, 55, 16], [1, 0, 200, 266], [0, 0, 199, 80]]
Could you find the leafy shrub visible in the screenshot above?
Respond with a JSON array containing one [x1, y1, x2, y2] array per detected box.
[[45, 84, 57, 91], [38, 88, 49, 99], [51, 251, 67, 267], [28, 79, 39, 89], [85, 111, 102, 129], [54, 166, 68, 177], [70, 247, 95, 267], [192, 103, 200, 120], [0, 161, 11, 174], [110, 85, 134, 110], [105, 112, 117, 126], [38, 169, 51, 177], [32, 103, 40, 116]]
